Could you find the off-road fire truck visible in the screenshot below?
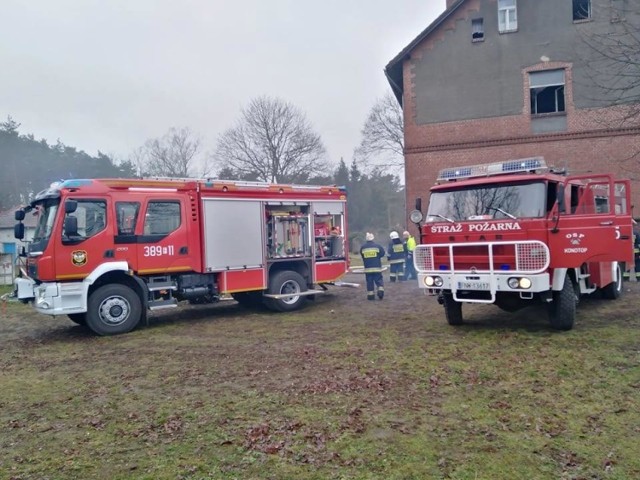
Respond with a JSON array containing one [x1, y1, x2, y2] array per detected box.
[[13, 178, 349, 335], [409, 157, 634, 330]]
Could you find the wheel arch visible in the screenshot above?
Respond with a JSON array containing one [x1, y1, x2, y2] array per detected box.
[[551, 267, 578, 291], [84, 263, 147, 312], [267, 260, 311, 285]]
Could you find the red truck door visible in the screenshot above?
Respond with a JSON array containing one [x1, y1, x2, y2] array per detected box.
[[548, 176, 633, 267], [55, 198, 111, 280], [134, 197, 199, 276]]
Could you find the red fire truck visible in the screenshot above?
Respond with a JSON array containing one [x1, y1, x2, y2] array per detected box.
[[409, 157, 634, 330], [13, 178, 349, 335]]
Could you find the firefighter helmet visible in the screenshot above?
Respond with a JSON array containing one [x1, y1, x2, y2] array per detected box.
[[390, 231, 399, 240]]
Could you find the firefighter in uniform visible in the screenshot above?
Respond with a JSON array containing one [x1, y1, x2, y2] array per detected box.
[[624, 227, 640, 280], [403, 230, 417, 280], [387, 230, 407, 282], [360, 232, 386, 300]]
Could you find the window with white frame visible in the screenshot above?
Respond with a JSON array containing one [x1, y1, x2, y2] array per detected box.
[[573, 0, 591, 21], [530, 70, 566, 115], [498, 0, 518, 32]]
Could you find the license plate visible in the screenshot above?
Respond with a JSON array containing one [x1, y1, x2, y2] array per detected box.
[[457, 281, 489, 290]]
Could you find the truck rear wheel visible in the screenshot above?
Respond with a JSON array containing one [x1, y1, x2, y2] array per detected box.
[[264, 271, 307, 312], [86, 284, 142, 336], [443, 293, 463, 325], [601, 263, 623, 300], [548, 275, 576, 331]]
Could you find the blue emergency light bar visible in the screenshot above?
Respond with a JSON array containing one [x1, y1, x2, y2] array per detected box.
[[436, 157, 547, 182]]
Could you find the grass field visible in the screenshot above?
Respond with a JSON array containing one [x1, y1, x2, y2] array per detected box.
[[1, 275, 639, 479]]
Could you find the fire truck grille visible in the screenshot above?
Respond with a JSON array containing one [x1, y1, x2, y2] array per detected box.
[[414, 241, 549, 274]]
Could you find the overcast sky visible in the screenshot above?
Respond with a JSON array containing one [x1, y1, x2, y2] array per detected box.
[[1, 0, 445, 170]]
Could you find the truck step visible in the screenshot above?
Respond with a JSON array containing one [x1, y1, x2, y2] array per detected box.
[[148, 299, 178, 310], [578, 273, 590, 280], [147, 282, 177, 292]]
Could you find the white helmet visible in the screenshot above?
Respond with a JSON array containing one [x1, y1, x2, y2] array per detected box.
[[390, 231, 399, 240]]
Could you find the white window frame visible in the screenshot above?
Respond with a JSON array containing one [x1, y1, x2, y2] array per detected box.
[[498, 0, 518, 33], [529, 70, 566, 115], [573, 0, 591, 21]]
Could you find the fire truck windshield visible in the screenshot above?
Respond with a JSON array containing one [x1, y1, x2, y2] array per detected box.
[[426, 181, 546, 222], [31, 201, 59, 247]]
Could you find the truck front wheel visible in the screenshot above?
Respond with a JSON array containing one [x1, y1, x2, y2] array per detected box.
[[442, 293, 463, 325], [86, 284, 142, 336], [264, 271, 307, 312], [548, 275, 576, 331]]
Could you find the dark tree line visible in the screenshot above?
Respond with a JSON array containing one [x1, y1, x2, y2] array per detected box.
[[0, 117, 135, 211], [1, 116, 405, 250]]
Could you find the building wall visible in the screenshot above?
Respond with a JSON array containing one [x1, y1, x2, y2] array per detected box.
[[401, 0, 640, 212]]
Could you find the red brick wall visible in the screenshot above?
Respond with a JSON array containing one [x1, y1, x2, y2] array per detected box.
[[404, 130, 640, 216], [401, 9, 640, 216]]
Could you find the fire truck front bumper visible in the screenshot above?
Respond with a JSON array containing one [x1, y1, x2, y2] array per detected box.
[[417, 272, 550, 303], [14, 277, 87, 316]]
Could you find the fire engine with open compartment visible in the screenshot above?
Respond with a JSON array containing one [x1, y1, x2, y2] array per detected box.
[[13, 177, 349, 335], [409, 157, 633, 330]]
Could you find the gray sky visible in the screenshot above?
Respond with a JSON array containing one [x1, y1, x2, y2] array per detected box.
[[1, 0, 444, 170]]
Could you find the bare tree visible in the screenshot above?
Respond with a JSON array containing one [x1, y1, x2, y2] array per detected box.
[[142, 127, 202, 178], [213, 96, 327, 183], [355, 93, 404, 171]]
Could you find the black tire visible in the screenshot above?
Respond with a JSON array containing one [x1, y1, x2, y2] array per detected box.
[[86, 284, 142, 336], [601, 263, 623, 300], [443, 293, 463, 325], [231, 290, 264, 308], [67, 313, 87, 325], [264, 271, 307, 312], [548, 275, 576, 331]]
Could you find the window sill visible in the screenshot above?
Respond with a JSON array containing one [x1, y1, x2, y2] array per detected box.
[[472, 37, 485, 43], [572, 18, 592, 24], [531, 111, 566, 119], [498, 28, 518, 34]]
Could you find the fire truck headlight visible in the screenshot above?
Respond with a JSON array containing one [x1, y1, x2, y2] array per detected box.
[[433, 276, 444, 287], [508, 277, 532, 289], [425, 276, 435, 287], [519, 278, 532, 289]]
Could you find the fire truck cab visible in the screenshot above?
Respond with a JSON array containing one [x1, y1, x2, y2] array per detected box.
[[13, 178, 349, 335], [410, 157, 633, 330]]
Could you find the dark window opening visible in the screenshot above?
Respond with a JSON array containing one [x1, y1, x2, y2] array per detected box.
[[573, 0, 591, 20], [529, 70, 566, 115], [531, 86, 565, 114], [472, 18, 484, 42]]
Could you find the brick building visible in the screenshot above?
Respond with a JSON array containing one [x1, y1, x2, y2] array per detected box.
[[385, 0, 640, 214]]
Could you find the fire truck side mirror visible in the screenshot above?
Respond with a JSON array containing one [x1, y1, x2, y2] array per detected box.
[[14, 223, 25, 240], [557, 184, 566, 214], [14, 209, 25, 221], [415, 198, 422, 212], [64, 216, 79, 238], [65, 200, 78, 214]]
